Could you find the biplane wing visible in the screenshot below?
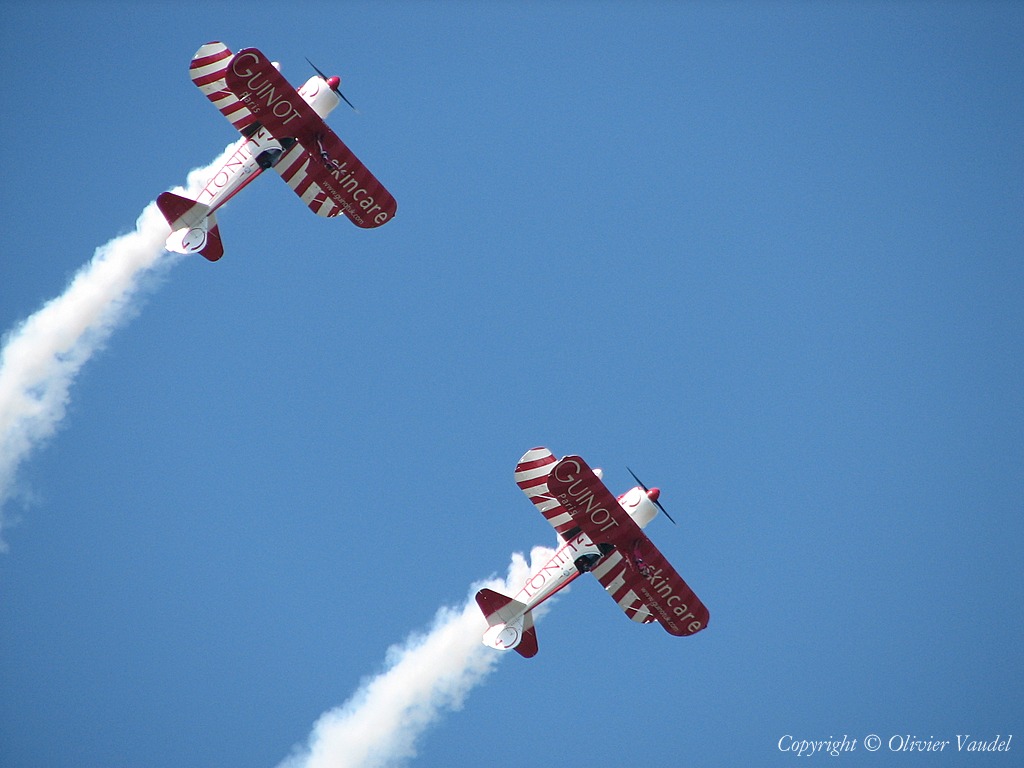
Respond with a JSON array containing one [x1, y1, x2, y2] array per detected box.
[[546, 455, 709, 637], [189, 41, 262, 134], [513, 447, 582, 539], [223, 47, 397, 228]]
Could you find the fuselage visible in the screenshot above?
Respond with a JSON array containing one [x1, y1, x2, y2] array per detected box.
[[194, 74, 342, 215], [505, 487, 659, 621]]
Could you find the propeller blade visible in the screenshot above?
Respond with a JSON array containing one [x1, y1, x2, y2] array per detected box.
[[306, 57, 358, 111], [305, 57, 329, 81], [627, 466, 677, 525], [657, 502, 677, 525], [337, 90, 358, 112]]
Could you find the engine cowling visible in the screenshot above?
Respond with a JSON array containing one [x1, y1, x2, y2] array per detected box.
[[297, 75, 342, 117], [618, 486, 660, 529]]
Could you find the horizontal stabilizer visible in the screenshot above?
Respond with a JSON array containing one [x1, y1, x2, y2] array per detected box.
[[475, 588, 525, 626]]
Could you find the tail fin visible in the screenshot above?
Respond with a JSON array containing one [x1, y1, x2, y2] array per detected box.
[[156, 192, 224, 262], [475, 588, 539, 658]]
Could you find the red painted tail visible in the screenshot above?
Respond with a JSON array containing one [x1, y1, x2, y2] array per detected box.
[[156, 192, 224, 262], [476, 588, 538, 658]]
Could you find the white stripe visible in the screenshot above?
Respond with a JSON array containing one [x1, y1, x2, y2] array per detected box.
[[209, 89, 239, 107], [277, 151, 308, 188], [191, 59, 230, 81], [618, 589, 641, 610], [520, 483, 550, 498], [310, 196, 338, 218], [300, 183, 325, 205], [524, 489, 557, 507], [193, 42, 229, 59], [545, 511, 573, 527], [630, 604, 653, 623], [514, 464, 554, 484], [221, 103, 251, 123], [534, 498, 561, 513], [519, 448, 553, 463], [592, 551, 622, 579], [602, 569, 627, 596]]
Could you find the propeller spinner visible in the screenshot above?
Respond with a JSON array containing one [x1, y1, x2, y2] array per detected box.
[[306, 57, 358, 112], [627, 467, 677, 524]]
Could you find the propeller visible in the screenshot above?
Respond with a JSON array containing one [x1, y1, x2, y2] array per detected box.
[[627, 466, 677, 525], [306, 57, 358, 112]]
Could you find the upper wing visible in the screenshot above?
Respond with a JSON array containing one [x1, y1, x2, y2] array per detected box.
[[223, 47, 397, 228], [546, 455, 709, 636], [514, 448, 580, 538]]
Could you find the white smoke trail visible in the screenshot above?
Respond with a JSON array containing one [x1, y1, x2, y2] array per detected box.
[[279, 545, 559, 768], [0, 145, 236, 549]]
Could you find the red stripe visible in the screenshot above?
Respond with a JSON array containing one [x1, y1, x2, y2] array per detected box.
[[278, 158, 303, 183], [517, 455, 555, 472], [190, 50, 232, 71], [193, 71, 228, 88], [516, 475, 549, 492], [293, 174, 316, 197]]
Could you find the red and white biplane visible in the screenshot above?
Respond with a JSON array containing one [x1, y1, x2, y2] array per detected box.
[[477, 448, 710, 658], [157, 42, 397, 261]]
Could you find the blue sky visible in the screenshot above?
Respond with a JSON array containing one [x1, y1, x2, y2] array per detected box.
[[2, 2, 1022, 766]]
